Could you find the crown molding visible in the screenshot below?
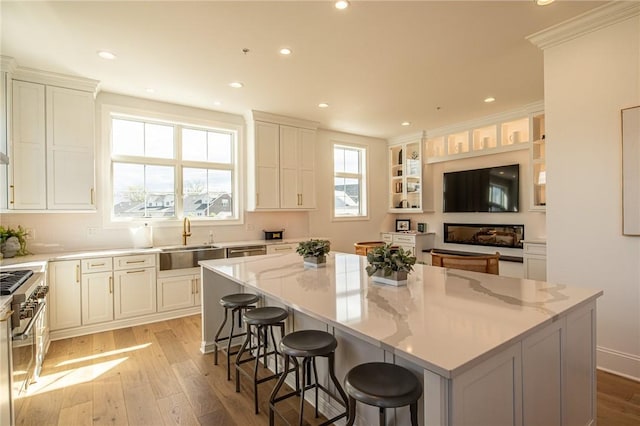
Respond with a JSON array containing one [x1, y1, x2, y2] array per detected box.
[[249, 110, 320, 130], [388, 131, 426, 145], [13, 67, 100, 94], [527, 1, 640, 50]]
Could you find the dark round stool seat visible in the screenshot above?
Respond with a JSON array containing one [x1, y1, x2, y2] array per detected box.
[[243, 306, 288, 325], [280, 329, 338, 357], [220, 293, 260, 308], [345, 362, 422, 409]]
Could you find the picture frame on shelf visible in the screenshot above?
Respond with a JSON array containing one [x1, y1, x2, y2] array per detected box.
[[396, 219, 410, 232]]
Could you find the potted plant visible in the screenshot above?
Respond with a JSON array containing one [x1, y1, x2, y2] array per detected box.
[[0, 225, 30, 258], [296, 239, 331, 267], [365, 244, 416, 286]]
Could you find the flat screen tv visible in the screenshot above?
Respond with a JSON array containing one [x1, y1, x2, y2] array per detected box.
[[443, 164, 519, 213]]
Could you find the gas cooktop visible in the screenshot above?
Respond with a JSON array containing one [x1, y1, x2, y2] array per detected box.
[[0, 270, 34, 295]]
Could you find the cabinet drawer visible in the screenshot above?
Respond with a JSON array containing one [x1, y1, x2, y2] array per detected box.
[[381, 233, 393, 243], [266, 244, 295, 254], [524, 243, 547, 256], [393, 234, 416, 244], [81, 257, 112, 273], [114, 254, 156, 270]]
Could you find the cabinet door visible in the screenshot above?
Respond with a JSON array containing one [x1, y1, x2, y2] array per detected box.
[[10, 80, 46, 209], [298, 128, 316, 208], [193, 276, 201, 307], [46, 86, 95, 210], [254, 121, 280, 209], [157, 275, 195, 312], [49, 260, 82, 330], [81, 271, 113, 325], [280, 125, 299, 208], [114, 268, 156, 319]]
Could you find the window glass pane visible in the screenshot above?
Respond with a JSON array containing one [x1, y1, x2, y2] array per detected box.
[[334, 147, 345, 173], [344, 148, 359, 173], [208, 131, 232, 163], [182, 128, 207, 162], [112, 119, 144, 156], [334, 177, 360, 216], [183, 168, 233, 218], [113, 163, 174, 218], [145, 123, 174, 158]]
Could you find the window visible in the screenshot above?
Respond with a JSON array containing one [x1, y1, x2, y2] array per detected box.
[[110, 115, 238, 221], [333, 144, 367, 218]]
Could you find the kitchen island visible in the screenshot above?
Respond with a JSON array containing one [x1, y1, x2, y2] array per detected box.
[[200, 252, 602, 425]]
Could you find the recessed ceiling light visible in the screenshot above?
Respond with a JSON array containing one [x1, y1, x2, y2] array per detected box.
[[318, 103, 329, 108], [536, 0, 555, 5], [335, 1, 350, 10], [401, 121, 411, 126], [279, 47, 292, 55], [97, 50, 116, 60], [229, 82, 244, 88], [145, 88, 155, 94], [484, 97, 496, 103]]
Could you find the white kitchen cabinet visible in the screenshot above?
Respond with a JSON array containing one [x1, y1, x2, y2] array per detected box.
[[266, 243, 296, 255], [523, 241, 547, 281], [280, 125, 316, 209], [380, 232, 435, 264], [10, 80, 46, 209], [81, 257, 114, 325], [113, 254, 157, 320], [46, 86, 95, 209], [49, 260, 82, 330], [5, 66, 97, 212], [247, 111, 318, 211], [157, 271, 200, 312]]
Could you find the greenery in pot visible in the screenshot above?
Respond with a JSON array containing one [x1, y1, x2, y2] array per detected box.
[[0, 225, 30, 256], [365, 244, 416, 277], [296, 239, 331, 258]]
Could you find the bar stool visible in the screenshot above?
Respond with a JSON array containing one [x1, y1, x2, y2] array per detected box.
[[344, 362, 423, 426], [235, 306, 289, 414], [213, 293, 260, 380], [269, 329, 349, 426]]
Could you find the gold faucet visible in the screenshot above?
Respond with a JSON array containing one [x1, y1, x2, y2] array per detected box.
[[182, 217, 191, 245]]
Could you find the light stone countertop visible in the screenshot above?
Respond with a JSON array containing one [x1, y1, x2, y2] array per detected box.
[[200, 251, 602, 378]]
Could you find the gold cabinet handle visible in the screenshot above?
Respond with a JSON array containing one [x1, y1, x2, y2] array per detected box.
[[0, 310, 14, 322], [256, 193, 259, 206], [90, 188, 95, 205], [9, 185, 14, 204], [76, 265, 80, 283], [125, 260, 146, 264], [126, 269, 145, 274], [109, 276, 113, 294], [191, 279, 195, 295], [90, 263, 105, 267], [195, 279, 199, 294]]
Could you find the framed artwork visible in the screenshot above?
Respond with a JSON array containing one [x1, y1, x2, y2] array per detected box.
[[622, 105, 640, 235], [395, 219, 410, 232]]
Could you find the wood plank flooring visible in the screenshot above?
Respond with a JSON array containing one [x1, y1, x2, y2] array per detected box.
[[14, 315, 640, 425]]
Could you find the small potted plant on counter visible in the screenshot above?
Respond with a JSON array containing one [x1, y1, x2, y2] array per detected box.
[[296, 239, 331, 267], [366, 243, 416, 286], [0, 225, 30, 258]]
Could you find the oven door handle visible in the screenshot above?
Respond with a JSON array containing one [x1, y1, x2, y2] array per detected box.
[[13, 302, 45, 341]]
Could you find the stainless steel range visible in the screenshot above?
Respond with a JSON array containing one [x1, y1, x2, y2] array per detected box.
[[1, 269, 48, 397]]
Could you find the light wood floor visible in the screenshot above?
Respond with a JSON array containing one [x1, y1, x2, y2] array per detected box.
[[14, 315, 640, 426]]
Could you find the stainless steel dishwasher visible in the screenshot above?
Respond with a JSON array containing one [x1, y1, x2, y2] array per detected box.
[[225, 245, 267, 258]]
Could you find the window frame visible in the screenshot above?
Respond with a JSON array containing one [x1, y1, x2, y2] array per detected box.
[[332, 142, 368, 221], [101, 104, 244, 228]]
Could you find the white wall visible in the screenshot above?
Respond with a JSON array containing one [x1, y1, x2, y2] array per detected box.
[[544, 14, 640, 379], [308, 129, 392, 253]]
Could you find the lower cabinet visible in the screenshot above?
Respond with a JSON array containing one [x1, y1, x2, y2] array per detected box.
[[157, 270, 200, 312], [114, 267, 156, 320], [381, 232, 435, 263], [523, 241, 547, 281], [81, 271, 113, 325], [266, 243, 296, 255], [49, 260, 82, 331]]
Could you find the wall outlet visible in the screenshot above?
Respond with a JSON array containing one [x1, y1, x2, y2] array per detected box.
[[246, 223, 255, 231], [87, 227, 99, 236]]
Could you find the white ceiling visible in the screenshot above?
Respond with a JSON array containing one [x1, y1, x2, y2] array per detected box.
[[1, 1, 604, 139]]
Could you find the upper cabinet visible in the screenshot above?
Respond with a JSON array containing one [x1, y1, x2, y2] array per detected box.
[[388, 132, 432, 213], [3, 62, 98, 212], [247, 111, 318, 211]]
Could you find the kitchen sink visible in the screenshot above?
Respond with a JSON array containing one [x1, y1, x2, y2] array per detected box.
[[159, 245, 225, 270]]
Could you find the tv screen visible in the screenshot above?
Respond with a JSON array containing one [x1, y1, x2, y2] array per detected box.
[[443, 164, 519, 213]]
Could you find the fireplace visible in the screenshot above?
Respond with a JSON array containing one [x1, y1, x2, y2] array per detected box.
[[444, 223, 524, 249]]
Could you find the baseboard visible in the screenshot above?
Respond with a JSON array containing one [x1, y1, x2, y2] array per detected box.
[[597, 345, 640, 382]]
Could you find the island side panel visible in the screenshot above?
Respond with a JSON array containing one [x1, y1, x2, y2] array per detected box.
[[200, 267, 242, 353]]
